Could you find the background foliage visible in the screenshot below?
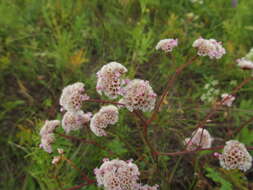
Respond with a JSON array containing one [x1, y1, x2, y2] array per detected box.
[[1, 0, 253, 189]]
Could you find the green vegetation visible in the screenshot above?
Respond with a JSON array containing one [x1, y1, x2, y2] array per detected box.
[[1, 0, 253, 189]]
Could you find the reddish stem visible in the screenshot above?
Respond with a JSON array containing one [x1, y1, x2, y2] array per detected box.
[[158, 146, 253, 156], [186, 76, 253, 147], [57, 133, 117, 156], [148, 55, 198, 125], [231, 115, 253, 137]]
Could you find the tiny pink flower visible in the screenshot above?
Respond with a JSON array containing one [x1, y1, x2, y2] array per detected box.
[[155, 38, 178, 52]]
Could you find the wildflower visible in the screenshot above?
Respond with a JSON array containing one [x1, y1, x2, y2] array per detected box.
[[57, 148, 64, 154], [218, 140, 252, 172], [39, 120, 60, 136], [155, 39, 178, 52], [39, 120, 60, 153], [119, 79, 157, 112], [193, 37, 226, 59], [190, 0, 203, 4], [62, 111, 92, 134], [237, 58, 253, 70], [96, 62, 128, 99], [94, 159, 140, 190], [59, 82, 89, 113], [221, 93, 235, 107], [135, 184, 159, 190], [40, 133, 55, 153], [52, 156, 61, 165], [90, 105, 119, 136], [245, 48, 253, 61], [184, 128, 213, 151]]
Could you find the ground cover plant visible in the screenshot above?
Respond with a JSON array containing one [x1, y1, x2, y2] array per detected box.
[[1, 0, 253, 189]]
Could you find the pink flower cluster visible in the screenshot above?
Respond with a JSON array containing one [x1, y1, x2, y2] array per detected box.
[[119, 79, 157, 112], [237, 58, 253, 70], [94, 159, 158, 190], [218, 140, 252, 172], [62, 110, 92, 134], [39, 120, 60, 153], [192, 37, 226, 59], [90, 105, 119, 136], [59, 82, 90, 113], [184, 128, 213, 151], [155, 38, 178, 52], [221, 93, 235, 107], [96, 62, 128, 99]]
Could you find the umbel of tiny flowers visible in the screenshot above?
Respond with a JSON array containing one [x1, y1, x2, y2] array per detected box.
[[39, 120, 60, 153], [221, 93, 235, 107], [94, 158, 159, 190], [52, 148, 64, 165], [96, 62, 128, 99], [119, 79, 157, 112], [62, 110, 92, 134], [59, 82, 90, 113], [184, 128, 213, 151], [237, 58, 253, 70], [155, 38, 178, 53], [90, 105, 119, 136], [192, 37, 226, 59], [190, 0, 204, 4], [217, 140, 252, 172]]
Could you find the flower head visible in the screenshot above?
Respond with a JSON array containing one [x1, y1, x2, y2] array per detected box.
[[96, 62, 127, 99], [184, 128, 213, 151], [62, 111, 92, 134], [40, 133, 55, 153], [155, 39, 178, 52], [237, 58, 253, 70], [39, 120, 60, 136], [219, 140, 252, 172], [221, 93, 235, 107], [119, 79, 157, 112], [52, 156, 61, 165], [59, 82, 89, 113], [90, 105, 119, 136], [193, 38, 226, 59], [135, 184, 159, 190], [94, 159, 140, 190], [39, 120, 60, 153]]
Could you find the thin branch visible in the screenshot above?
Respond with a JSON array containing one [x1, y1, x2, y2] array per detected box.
[[57, 133, 117, 156], [186, 76, 253, 147], [231, 116, 253, 137], [158, 146, 253, 156], [148, 55, 198, 125]]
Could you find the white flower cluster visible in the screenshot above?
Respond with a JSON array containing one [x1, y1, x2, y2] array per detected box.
[[96, 62, 128, 99], [155, 38, 178, 53], [119, 79, 157, 112], [52, 148, 64, 165], [94, 159, 158, 190], [190, 0, 203, 4], [184, 128, 213, 151], [62, 111, 92, 134], [59, 82, 90, 113], [39, 120, 60, 153], [90, 105, 119, 136], [221, 93, 235, 107], [245, 47, 253, 61], [237, 58, 253, 70], [136, 184, 159, 190], [193, 38, 226, 59], [219, 140, 252, 172], [200, 80, 220, 104]]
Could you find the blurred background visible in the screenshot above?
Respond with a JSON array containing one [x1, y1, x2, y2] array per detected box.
[[1, 0, 253, 189]]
